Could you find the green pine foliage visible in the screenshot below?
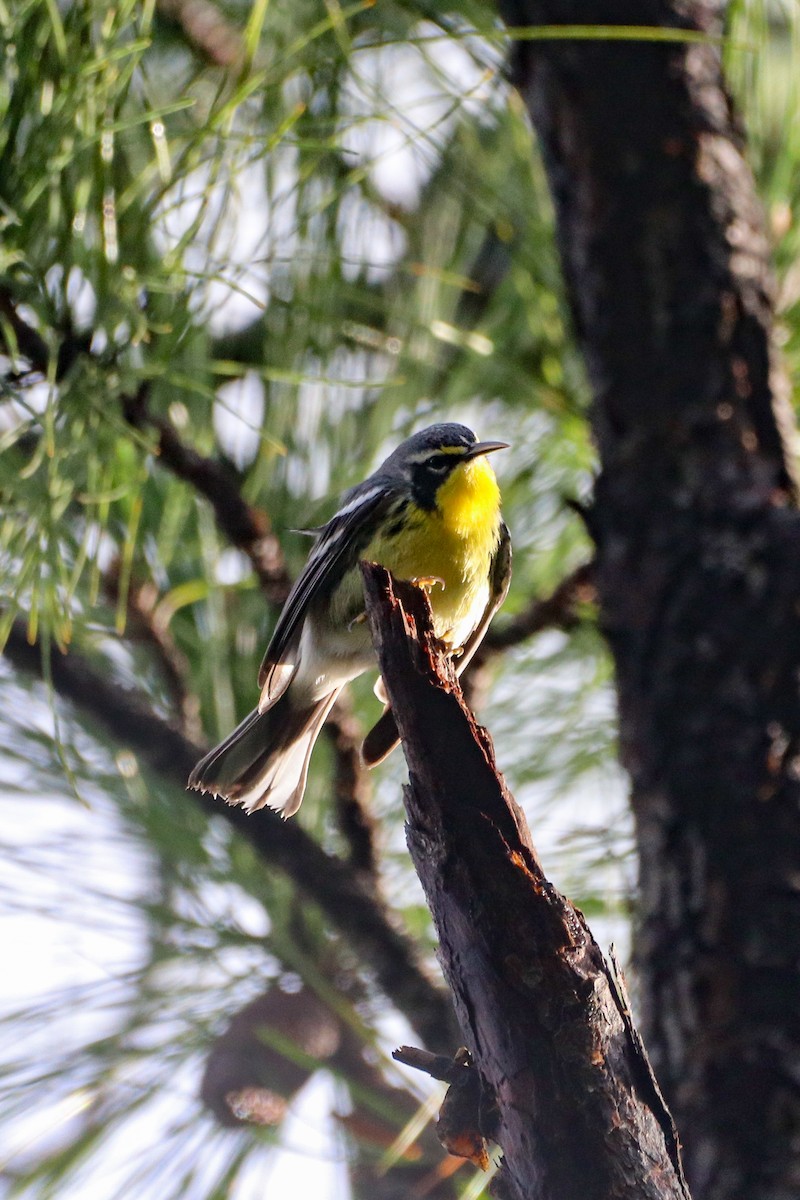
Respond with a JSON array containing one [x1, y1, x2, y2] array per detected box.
[[1, 3, 797, 1197]]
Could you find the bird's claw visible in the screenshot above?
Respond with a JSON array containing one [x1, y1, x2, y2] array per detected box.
[[411, 575, 446, 594]]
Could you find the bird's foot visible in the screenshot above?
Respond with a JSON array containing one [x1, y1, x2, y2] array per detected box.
[[348, 611, 368, 632], [411, 575, 446, 594]]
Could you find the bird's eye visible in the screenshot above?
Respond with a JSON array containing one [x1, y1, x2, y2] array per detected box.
[[427, 454, 450, 474]]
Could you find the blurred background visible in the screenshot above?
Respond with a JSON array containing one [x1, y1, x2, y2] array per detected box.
[[1, 2, 798, 1197]]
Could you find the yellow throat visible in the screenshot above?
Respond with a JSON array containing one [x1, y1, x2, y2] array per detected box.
[[435, 454, 501, 538], [365, 452, 502, 650]]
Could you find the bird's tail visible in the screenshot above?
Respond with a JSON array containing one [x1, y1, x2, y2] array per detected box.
[[188, 688, 341, 818]]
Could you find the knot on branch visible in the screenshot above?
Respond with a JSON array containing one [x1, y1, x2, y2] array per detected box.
[[393, 1045, 494, 1170]]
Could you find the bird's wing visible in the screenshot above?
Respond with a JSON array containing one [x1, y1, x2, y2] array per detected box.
[[258, 480, 393, 706], [362, 521, 512, 766]]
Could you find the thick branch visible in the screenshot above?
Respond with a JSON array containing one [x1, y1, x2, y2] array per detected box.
[[501, 4, 800, 1197], [362, 563, 690, 1200], [3, 620, 456, 1051]]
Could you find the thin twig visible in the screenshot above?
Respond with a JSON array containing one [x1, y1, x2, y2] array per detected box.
[[104, 561, 202, 742], [121, 384, 292, 607], [0, 287, 92, 381], [392, 1045, 461, 1083]]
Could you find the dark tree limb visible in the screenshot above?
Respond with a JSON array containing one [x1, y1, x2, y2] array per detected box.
[[0, 286, 50, 372], [325, 696, 381, 880], [155, 0, 244, 67], [362, 563, 690, 1200], [2, 619, 457, 1051], [119, 389, 378, 877], [121, 384, 292, 607], [480, 559, 595, 656], [500, 4, 800, 1197], [0, 288, 292, 606], [203, 983, 466, 1197], [103, 563, 202, 742]]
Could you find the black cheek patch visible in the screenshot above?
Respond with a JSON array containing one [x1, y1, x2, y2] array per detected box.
[[410, 465, 440, 511]]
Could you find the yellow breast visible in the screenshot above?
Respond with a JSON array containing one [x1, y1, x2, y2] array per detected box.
[[367, 456, 502, 649], [436, 455, 501, 538]]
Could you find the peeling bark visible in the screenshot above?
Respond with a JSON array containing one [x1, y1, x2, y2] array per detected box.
[[363, 563, 690, 1200], [500, 4, 800, 1196]]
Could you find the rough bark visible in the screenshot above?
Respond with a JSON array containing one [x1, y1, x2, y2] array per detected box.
[[500, 3, 800, 1197], [362, 563, 691, 1200]]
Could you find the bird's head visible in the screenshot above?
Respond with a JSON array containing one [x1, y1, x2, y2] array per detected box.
[[384, 423, 508, 516]]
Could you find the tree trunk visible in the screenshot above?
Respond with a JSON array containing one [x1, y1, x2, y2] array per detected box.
[[499, 3, 800, 1197], [363, 564, 691, 1200]]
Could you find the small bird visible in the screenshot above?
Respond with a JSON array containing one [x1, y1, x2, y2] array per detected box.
[[188, 423, 511, 818]]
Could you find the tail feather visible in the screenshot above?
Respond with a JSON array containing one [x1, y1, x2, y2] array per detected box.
[[188, 688, 341, 818], [361, 707, 400, 767]]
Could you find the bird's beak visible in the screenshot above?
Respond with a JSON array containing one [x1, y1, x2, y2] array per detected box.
[[464, 440, 509, 460]]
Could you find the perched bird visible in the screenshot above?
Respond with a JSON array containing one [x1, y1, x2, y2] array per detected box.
[[188, 423, 511, 818]]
